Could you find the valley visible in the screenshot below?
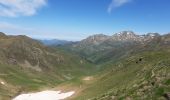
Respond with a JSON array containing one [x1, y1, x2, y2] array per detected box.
[[0, 31, 170, 100], [0, 0, 169, 100]]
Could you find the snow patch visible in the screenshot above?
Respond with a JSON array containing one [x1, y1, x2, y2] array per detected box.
[[13, 90, 75, 100], [0, 81, 5, 85]]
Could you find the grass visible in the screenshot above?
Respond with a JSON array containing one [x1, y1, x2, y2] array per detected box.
[[70, 50, 170, 100], [0, 46, 96, 100], [1, 36, 170, 100], [155, 87, 164, 96], [1, 49, 170, 100]]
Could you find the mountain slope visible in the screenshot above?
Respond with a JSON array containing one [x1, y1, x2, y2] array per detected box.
[[0, 32, 94, 99], [1, 31, 170, 100], [69, 33, 170, 100], [72, 50, 170, 100], [61, 31, 160, 64]]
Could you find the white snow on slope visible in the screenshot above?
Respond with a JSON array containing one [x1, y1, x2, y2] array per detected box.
[[13, 90, 75, 100]]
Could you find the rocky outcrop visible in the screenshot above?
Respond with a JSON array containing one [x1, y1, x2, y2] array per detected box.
[[71, 31, 161, 49]]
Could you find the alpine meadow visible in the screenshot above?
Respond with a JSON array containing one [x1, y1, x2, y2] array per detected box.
[[0, 0, 170, 100]]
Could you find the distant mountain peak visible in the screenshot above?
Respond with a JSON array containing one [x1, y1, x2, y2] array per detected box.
[[72, 31, 162, 48], [88, 34, 109, 40], [112, 31, 139, 41], [115, 31, 135, 36], [81, 34, 110, 45]]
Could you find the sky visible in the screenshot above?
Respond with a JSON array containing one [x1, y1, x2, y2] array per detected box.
[[0, 0, 170, 41]]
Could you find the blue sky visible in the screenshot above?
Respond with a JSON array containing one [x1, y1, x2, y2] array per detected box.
[[0, 0, 170, 41]]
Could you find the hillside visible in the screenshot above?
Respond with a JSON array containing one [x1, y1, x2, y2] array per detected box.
[[71, 49, 170, 100], [61, 31, 160, 64], [0, 32, 94, 100], [0, 31, 170, 100], [58, 31, 170, 100]]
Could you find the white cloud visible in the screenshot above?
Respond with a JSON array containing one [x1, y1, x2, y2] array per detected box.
[[108, 0, 132, 13], [0, 0, 47, 17]]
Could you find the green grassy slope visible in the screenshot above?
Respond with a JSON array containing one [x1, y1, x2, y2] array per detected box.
[[0, 33, 95, 99], [71, 50, 170, 100], [0, 52, 94, 100], [54, 34, 170, 100], [1, 32, 170, 100]]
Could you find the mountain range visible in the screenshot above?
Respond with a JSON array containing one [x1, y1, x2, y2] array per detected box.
[[61, 31, 162, 63], [0, 31, 170, 100], [39, 39, 72, 46], [62, 31, 170, 100]]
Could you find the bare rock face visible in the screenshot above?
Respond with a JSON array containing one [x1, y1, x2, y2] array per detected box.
[[112, 31, 139, 41], [73, 31, 160, 48], [111, 31, 160, 42]]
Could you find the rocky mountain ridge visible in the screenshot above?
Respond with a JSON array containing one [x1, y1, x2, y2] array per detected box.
[[63, 31, 164, 63], [0, 31, 170, 100], [74, 31, 161, 47]]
